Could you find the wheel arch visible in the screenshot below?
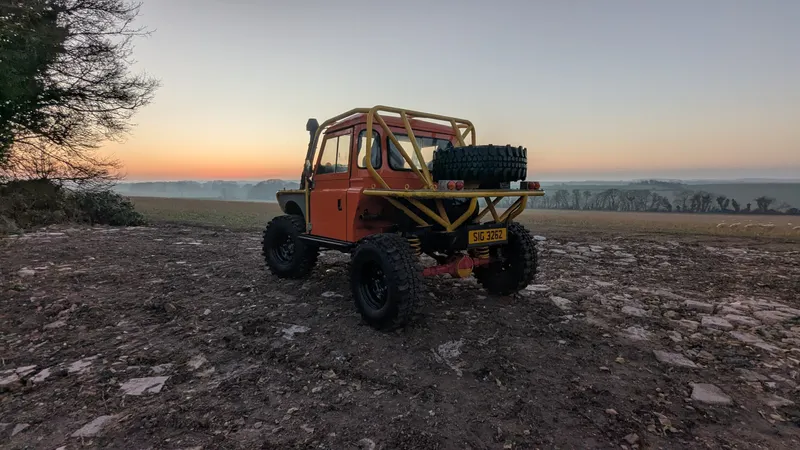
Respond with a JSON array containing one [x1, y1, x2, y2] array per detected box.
[[277, 192, 307, 219]]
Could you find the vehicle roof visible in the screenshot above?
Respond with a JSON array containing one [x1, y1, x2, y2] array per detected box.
[[328, 113, 457, 135]]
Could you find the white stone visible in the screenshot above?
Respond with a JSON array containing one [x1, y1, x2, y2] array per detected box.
[[150, 363, 173, 374], [621, 326, 651, 341], [737, 369, 769, 381], [17, 268, 35, 277], [621, 306, 648, 317], [31, 368, 52, 383], [0, 373, 20, 390], [691, 383, 732, 405], [187, 355, 207, 370], [281, 325, 310, 340], [11, 423, 29, 436], [43, 320, 67, 330], [120, 376, 169, 395], [533, 235, 547, 241], [653, 350, 698, 368], [525, 284, 550, 292], [673, 319, 700, 332], [67, 356, 97, 374], [724, 314, 760, 327], [15, 365, 37, 377], [321, 291, 343, 298], [762, 394, 794, 408], [754, 310, 795, 324], [71, 415, 115, 437], [550, 296, 572, 310], [701, 316, 733, 331], [729, 331, 762, 344], [683, 300, 714, 313], [357, 438, 377, 450]]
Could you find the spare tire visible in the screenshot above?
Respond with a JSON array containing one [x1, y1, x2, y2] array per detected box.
[[431, 144, 527, 184]]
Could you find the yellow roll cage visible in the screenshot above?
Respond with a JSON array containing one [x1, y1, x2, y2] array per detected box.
[[300, 105, 545, 232]]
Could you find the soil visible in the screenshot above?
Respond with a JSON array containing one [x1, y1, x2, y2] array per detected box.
[[1, 224, 799, 449]]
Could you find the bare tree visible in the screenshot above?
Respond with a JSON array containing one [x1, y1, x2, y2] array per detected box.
[[571, 189, 581, 210], [754, 196, 776, 213], [582, 190, 591, 209], [715, 195, 728, 212], [1, 0, 159, 186]]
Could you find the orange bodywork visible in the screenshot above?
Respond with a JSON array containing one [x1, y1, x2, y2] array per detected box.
[[309, 113, 458, 243]]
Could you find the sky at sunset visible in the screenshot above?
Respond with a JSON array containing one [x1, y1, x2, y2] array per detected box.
[[105, 0, 800, 182]]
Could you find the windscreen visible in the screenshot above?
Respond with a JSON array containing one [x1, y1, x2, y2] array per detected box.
[[387, 134, 452, 171]]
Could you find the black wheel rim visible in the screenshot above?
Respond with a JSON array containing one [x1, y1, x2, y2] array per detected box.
[[270, 232, 294, 264], [359, 261, 388, 310]]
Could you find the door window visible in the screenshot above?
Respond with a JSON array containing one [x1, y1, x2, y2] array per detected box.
[[316, 131, 353, 175]]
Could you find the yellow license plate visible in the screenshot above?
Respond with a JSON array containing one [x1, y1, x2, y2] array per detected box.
[[468, 227, 507, 245]]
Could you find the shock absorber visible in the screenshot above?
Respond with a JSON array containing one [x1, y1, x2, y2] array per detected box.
[[476, 246, 490, 259], [408, 236, 422, 256]]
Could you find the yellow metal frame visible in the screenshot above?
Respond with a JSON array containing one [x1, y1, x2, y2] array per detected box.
[[294, 105, 544, 232]]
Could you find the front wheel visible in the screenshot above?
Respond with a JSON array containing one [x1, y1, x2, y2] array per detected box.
[[262, 215, 318, 278], [350, 234, 423, 330], [474, 222, 538, 295]]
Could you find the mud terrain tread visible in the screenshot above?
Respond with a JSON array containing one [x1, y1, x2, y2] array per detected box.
[[431, 144, 527, 183], [262, 214, 318, 278], [475, 221, 537, 295], [350, 233, 423, 330]]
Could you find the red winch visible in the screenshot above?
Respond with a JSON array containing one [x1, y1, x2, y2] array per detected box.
[[422, 254, 492, 278]]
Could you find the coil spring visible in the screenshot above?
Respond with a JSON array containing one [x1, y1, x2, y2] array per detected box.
[[408, 236, 421, 256], [476, 246, 490, 259]]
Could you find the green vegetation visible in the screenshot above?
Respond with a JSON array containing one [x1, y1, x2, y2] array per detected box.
[[1, 180, 145, 233]]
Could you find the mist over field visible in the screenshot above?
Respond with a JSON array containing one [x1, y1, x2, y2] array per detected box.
[[115, 179, 800, 215]]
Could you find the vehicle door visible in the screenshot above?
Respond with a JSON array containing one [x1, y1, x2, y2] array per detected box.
[[309, 128, 352, 241]]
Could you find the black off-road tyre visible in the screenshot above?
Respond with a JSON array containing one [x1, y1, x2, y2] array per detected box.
[[350, 233, 424, 330], [474, 222, 537, 295], [431, 144, 527, 184], [262, 214, 318, 279]]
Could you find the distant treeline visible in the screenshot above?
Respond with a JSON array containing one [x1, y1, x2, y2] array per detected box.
[[115, 180, 300, 201], [524, 188, 798, 215], [115, 179, 799, 216]]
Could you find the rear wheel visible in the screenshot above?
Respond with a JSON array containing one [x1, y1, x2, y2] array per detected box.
[[262, 215, 318, 278], [474, 222, 537, 295], [350, 234, 423, 330]]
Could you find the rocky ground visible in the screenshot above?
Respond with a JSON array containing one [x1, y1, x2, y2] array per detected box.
[[1, 224, 799, 449]]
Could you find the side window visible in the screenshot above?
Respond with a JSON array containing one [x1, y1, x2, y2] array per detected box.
[[317, 136, 338, 175], [356, 130, 381, 169], [335, 133, 351, 173], [316, 131, 353, 175]]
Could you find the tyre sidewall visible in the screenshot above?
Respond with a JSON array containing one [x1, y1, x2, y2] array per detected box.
[[475, 222, 537, 294], [264, 217, 305, 274], [350, 243, 399, 322]]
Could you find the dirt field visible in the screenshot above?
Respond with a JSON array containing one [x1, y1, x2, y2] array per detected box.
[[2, 213, 800, 448]]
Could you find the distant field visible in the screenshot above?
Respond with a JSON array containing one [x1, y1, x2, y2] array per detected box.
[[131, 196, 800, 240], [131, 196, 283, 229]]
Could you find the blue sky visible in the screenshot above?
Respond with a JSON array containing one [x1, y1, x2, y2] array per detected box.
[[109, 0, 800, 181]]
